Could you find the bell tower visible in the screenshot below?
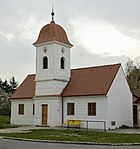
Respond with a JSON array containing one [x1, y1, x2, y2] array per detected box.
[[33, 9, 73, 96]]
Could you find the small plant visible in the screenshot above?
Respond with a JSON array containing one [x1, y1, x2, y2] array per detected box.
[[0, 115, 18, 129], [119, 125, 133, 129]]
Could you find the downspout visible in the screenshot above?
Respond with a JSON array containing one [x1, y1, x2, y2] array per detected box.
[[62, 96, 64, 126]]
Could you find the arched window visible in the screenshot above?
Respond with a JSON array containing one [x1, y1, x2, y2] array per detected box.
[[43, 56, 48, 69], [60, 57, 65, 69]]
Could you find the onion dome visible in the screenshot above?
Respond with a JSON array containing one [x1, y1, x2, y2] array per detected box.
[[33, 9, 72, 46]]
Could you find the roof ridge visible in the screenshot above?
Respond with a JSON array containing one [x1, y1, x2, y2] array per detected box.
[[71, 63, 121, 71], [28, 74, 35, 76]]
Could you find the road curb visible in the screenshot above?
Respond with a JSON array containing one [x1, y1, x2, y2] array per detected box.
[[3, 136, 140, 146]]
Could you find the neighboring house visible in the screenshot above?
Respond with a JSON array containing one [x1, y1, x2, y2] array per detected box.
[[137, 98, 140, 128], [10, 12, 133, 130], [133, 94, 140, 128]]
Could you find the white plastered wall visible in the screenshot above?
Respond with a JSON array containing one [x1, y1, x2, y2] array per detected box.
[[63, 96, 108, 129], [10, 99, 34, 125], [34, 97, 62, 126], [35, 80, 68, 96], [107, 66, 133, 129], [35, 41, 71, 96]]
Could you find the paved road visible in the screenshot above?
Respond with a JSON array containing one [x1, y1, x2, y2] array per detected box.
[[0, 138, 140, 149]]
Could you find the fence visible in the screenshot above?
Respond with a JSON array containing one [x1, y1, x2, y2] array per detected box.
[[80, 120, 106, 132], [65, 119, 106, 132]]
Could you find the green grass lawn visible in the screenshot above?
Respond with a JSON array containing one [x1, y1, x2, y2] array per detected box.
[[0, 115, 17, 129], [0, 129, 140, 143]]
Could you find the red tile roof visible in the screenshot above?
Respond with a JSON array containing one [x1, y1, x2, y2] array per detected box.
[[11, 74, 35, 99], [33, 21, 72, 46], [11, 64, 121, 99], [62, 64, 120, 97]]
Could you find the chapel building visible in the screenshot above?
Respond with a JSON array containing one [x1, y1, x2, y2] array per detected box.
[[10, 11, 133, 129]]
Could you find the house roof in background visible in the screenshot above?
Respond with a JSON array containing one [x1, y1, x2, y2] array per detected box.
[[133, 89, 140, 98], [11, 64, 121, 99]]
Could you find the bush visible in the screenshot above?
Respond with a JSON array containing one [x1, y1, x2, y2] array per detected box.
[[119, 125, 133, 129], [0, 115, 18, 129], [0, 115, 10, 124]]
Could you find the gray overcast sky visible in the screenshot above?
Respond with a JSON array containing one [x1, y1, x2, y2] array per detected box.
[[0, 0, 140, 83]]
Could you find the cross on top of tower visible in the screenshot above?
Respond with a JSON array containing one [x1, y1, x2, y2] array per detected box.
[[51, 5, 55, 23]]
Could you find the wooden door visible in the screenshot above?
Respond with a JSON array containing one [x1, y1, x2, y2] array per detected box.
[[42, 104, 48, 126]]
